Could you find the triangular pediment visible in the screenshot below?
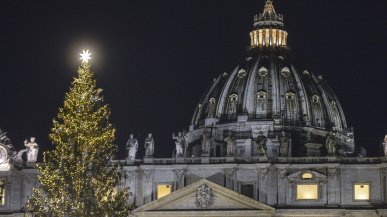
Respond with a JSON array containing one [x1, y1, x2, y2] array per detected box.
[[133, 179, 274, 217]]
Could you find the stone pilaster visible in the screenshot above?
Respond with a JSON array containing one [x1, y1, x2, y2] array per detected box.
[[257, 167, 268, 203], [224, 167, 237, 191], [327, 167, 340, 206], [277, 168, 287, 206], [175, 169, 185, 190], [143, 168, 153, 204]]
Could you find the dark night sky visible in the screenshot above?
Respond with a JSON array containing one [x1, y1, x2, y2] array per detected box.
[[0, 0, 386, 158]]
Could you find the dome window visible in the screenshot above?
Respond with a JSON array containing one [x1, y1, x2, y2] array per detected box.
[[237, 69, 247, 78], [281, 67, 291, 77], [286, 92, 295, 101], [229, 94, 238, 102], [312, 95, 320, 104], [303, 70, 310, 76], [258, 67, 268, 77], [209, 98, 216, 104], [257, 91, 267, 100]]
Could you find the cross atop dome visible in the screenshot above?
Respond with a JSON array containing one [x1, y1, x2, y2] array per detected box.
[[262, 0, 276, 16], [250, 0, 287, 48]]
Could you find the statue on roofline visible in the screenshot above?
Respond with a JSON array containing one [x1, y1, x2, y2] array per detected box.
[[126, 134, 138, 160], [325, 131, 337, 156], [144, 133, 154, 158], [383, 135, 387, 156], [24, 137, 39, 162], [172, 132, 186, 158]]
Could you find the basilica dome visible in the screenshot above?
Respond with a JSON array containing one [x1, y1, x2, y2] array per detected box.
[[185, 0, 354, 157]]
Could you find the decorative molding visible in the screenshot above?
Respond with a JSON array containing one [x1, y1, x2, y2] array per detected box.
[[381, 168, 387, 177], [258, 168, 268, 178], [175, 169, 185, 184], [224, 167, 236, 179], [143, 169, 152, 182], [195, 184, 214, 208], [328, 168, 340, 178], [288, 170, 327, 184], [278, 169, 287, 178]]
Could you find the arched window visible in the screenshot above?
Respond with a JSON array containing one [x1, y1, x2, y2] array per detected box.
[[227, 94, 238, 115], [281, 67, 291, 77], [257, 91, 267, 100], [312, 95, 320, 104], [286, 92, 295, 101], [208, 98, 216, 118], [256, 90, 267, 113], [237, 69, 247, 78], [258, 67, 268, 77]]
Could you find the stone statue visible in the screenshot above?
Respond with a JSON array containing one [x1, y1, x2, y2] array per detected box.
[[224, 132, 236, 156], [254, 131, 267, 157], [126, 134, 138, 160], [383, 135, 387, 156], [24, 137, 38, 162], [201, 130, 212, 155], [172, 132, 184, 157], [278, 131, 290, 157], [325, 131, 337, 156], [144, 133, 154, 157]]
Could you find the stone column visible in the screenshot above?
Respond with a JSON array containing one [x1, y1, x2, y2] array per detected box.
[[143, 168, 153, 204], [175, 169, 185, 190], [257, 168, 268, 203], [327, 167, 340, 206], [277, 168, 287, 206], [124, 171, 136, 206]]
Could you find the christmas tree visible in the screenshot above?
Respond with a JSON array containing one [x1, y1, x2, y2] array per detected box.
[[27, 51, 130, 217]]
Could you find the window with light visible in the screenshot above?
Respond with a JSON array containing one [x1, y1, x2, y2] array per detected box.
[[157, 184, 172, 199], [354, 183, 370, 201], [296, 184, 318, 200], [0, 179, 5, 205]]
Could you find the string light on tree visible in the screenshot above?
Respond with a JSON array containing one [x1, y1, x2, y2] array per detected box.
[[80, 49, 92, 63], [26, 50, 130, 216]]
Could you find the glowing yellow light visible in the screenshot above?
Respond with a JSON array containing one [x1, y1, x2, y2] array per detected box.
[[354, 184, 370, 200], [297, 184, 318, 200], [157, 184, 172, 199], [80, 50, 92, 63]]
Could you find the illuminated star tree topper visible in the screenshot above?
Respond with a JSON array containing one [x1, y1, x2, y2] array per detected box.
[[80, 49, 92, 63]]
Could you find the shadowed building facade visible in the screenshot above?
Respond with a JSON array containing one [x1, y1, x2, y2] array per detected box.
[[0, 1, 386, 216]]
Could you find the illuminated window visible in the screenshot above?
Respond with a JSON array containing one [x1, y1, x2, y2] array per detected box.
[[0, 179, 5, 205], [301, 172, 313, 180], [354, 183, 370, 201], [157, 184, 172, 199], [296, 184, 318, 200], [265, 30, 270, 46], [258, 29, 263, 45]]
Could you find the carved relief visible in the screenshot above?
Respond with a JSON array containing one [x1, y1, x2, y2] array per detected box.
[[195, 184, 214, 208], [328, 168, 340, 178], [258, 168, 268, 179], [143, 169, 152, 182], [278, 169, 287, 178], [175, 169, 185, 184], [224, 167, 236, 181]]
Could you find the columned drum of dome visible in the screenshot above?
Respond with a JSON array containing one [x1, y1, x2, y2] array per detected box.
[[187, 0, 354, 158]]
